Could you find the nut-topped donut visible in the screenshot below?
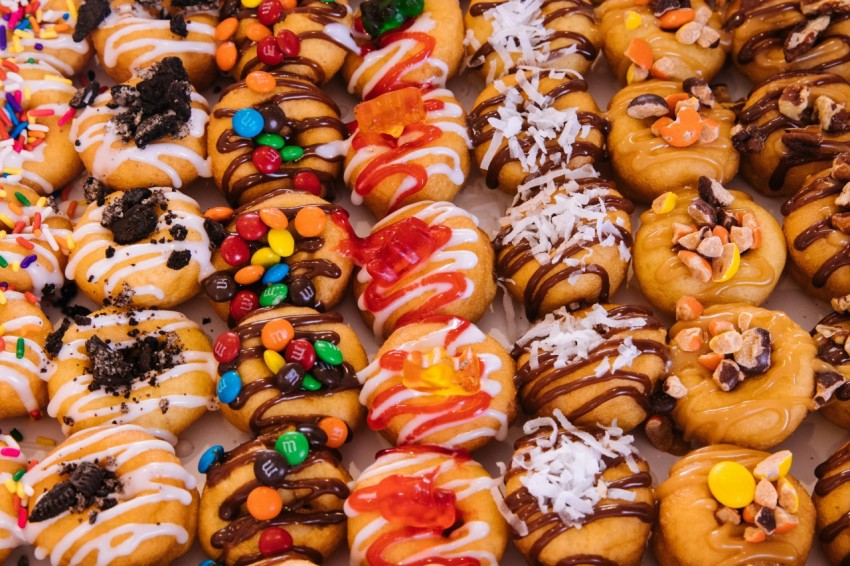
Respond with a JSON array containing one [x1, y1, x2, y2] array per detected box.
[[464, 0, 601, 81], [814, 438, 850, 565], [810, 307, 850, 429], [606, 78, 738, 202], [469, 68, 608, 194], [198, 429, 351, 566], [733, 70, 850, 196], [513, 303, 669, 431], [209, 72, 347, 206], [0, 290, 51, 420], [0, 435, 26, 562], [69, 57, 211, 191]]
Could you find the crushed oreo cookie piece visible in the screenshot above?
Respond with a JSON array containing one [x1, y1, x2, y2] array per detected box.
[[82, 177, 110, 206], [204, 217, 228, 248], [45, 318, 72, 357], [166, 249, 191, 270], [170, 13, 188, 36], [86, 332, 181, 393], [101, 189, 161, 245], [29, 462, 122, 523], [72, 0, 111, 41], [169, 224, 188, 241], [70, 81, 101, 109]]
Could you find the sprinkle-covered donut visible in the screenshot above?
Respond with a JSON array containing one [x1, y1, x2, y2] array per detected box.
[[0, 290, 51, 420], [0, 435, 26, 563]]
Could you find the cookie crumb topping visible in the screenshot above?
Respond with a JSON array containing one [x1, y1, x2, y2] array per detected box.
[[29, 461, 122, 523], [85, 330, 181, 394]]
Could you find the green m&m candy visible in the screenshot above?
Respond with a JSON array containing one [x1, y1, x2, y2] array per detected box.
[[275, 431, 310, 465]]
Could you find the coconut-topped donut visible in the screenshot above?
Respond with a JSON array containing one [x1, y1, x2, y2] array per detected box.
[[69, 57, 211, 191], [0, 290, 51, 420], [0, 435, 26, 563], [464, 0, 601, 82]]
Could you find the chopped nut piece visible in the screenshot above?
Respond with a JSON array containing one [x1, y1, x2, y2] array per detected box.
[[730, 226, 754, 253], [774, 507, 800, 534], [700, 119, 720, 143], [831, 211, 850, 234], [709, 330, 743, 354], [815, 95, 850, 132], [697, 235, 723, 258], [777, 477, 800, 513], [754, 479, 778, 509], [713, 359, 744, 391], [754, 450, 793, 481], [833, 153, 850, 182], [677, 229, 704, 250], [676, 20, 703, 44], [675, 96, 701, 114], [743, 503, 758, 524], [715, 506, 742, 525], [678, 250, 712, 282], [684, 78, 715, 108], [744, 526, 766, 543], [741, 212, 762, 248], [832, 293, 850, 312], [627, 94, 672, 119], [801, 0, 850, 15], [738, 311, 754, 331], [694, 5, 712, 24], [815, 370, 845, 408], [664, 375, 688, 399], [836, 182, 850, 207], [735, 327, 772, 374], [778, 85, 811, 121], [672, 222, 697, 244], [676, 295, 704, 321], [650, 57, 676, 78], [697, 25, 721, 48], [708, 318, 734, 336], [645, 415, 674, 452], [754, 506, 777, 534], [698, 176, 733, 207], [785, 15, 830, 61], [816, 324, 847, 339], [675, 327, 704, 352], [688, 198, 718, 227], [629, 64, 650, 83]]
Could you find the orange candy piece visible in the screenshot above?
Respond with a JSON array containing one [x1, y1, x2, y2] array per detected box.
[[262, 319, 295, 351], [246, 71, 276, 94], [260, 207, 289, 230], [625, 38, 653, 70], [280, 0, 296, 8], [659, 7, 695, 30], [354, 87, 426, 138], [659, 107, 703, 147], [246, 22, 272, 41], [294, 206, 326, 238], [247, 486, 283, 520], [235, 265, 265, 285], [216, 42, 238, 71], [214, 17, 238, 41], [204, 206, 234, 221], [319, 417, 348, 448]]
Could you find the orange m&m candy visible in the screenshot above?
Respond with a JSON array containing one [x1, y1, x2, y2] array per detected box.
[[246, 71, 276, 94], [216, 42, 238, 72], [260, 207, 289, 230], [247, 486, 283, 520], [246, 22, 272, 41], [294, 206, 326, 238], [235, 265, 265, 285], [204, 206, 234, 222], [262, 319, 295, 351], [319, 417, 348, 448], [214, 17, 238, 41]]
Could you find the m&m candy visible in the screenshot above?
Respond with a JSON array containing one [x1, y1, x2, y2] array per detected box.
[[233, 108, 265, 138], [198, 445, 225, 474], [262, 263, 290, 285], [217, 371, 243, 404], [254, 451, 289, 486], [220, 235, 250, 267], [235, 212, 268, 241], [708, 461, 756, 508], [285, 339, 316, 370], [319, 417, 349, 448], [213, 331, 240, 363], [259, 283, 288, 307], [294, 206, 326, 237], [262, 319, 295, 351], [275, 431, 309, 465], [252, 146, 283, 175], [258, 527, 293, 556], [315, 340, 343, 365], [268, 228, 295, 257], [247, 486, 283, 520]]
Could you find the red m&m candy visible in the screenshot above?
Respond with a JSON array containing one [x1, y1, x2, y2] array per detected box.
[[257, 36, 284, 66], [293, 170, 321, 195], [252, 146, 283, 175], [258, 527, 293, 556], [213, 331, 240, 363], [276, 29, 300, 56], [257, 0, 281, 26], [220, 235, 251, 267], [230, 290, 259, 321], [235, 211, 268, 241], [285, 339, 316, 370]]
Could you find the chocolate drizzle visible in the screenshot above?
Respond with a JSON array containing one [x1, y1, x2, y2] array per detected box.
[[816, 441, 850, 547]]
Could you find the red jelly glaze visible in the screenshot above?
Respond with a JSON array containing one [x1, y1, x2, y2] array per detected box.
[[213, 331, 241, 363], [368, 31, 436, 99], [257, 35, 285, 66], [366, 528, 480, 566], [256, 0, 281, 26], [252, 145, 283, 175], [348, 472, 457, 529], [235, 211, 269, 241], [220, 234, 251, 267]]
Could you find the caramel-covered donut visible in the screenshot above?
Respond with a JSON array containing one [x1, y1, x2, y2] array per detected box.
[[0, 435, 25, 563], [0, 290, 51, 420], [814, 438, 850, 565]]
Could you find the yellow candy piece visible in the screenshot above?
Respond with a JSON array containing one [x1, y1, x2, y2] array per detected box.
[[241, 0, 261, 7], [401, 347, 481, 396], [3, 479, 14, 494], [625, 10, 642, 30], [712, 243, 740, 283], [651, 192, 677, 214], [267, 228, 295, 258], [264, 349, 285, 374], [251, 247, 281, 268], [753, 450, 793, 481], [777, 477, 799, 513], [708, 461, 756, 508]]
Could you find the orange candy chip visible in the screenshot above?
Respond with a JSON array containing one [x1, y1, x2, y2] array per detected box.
[[262, 319, 295, 351], [625, 38, 653, 70], [247, 486, 283, 521], [659, 107, 703, 148], [260, 207, 289, 230], [658, 7, 695, 30], [294, 206, 326, 237], [204, 206, 235, 222], [235, 265, 265, 285], [246, 71, 276, 94], [216, 41, 238, 72], [319, 417, 348, 448], [246, 22, 272, 41]]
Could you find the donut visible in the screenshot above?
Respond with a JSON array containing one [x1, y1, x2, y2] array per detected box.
[[344, 86, 471, 219], [810, 308, 850, 429], [0, 60, 83, 195], [606, 78, 738, 203], [814, 438, 850, 565], [341, 0, 463, 99], [69, 57, 211, 191], [216, 0, 355, 84], [65, 187, 216, 309], [732, 71, 850, 196], [597, 0, 728, 85], [634, 181, 785, 315], [22, 424, 199, 565], [198, 428, 351, 566], [513, 303, 669, 431], [493, 170, 634, 320], [46, 307, 216, 441], [213, 305, 367, 435], [504, 411, 654, 566], [357, 315, 516, 451], [665, 303, 816, 449], [0, 290, 51, 420], [208, 72, 347, 206], [463, 0, 601, 82], [202, 190, 354, 323], [337, 200, 496, 340], [724, 0, 850, 86], [654, 445, 815, 566], [0, 435, 26, 563], [469, 69, 608, 194], [345, 445, 508, 565]]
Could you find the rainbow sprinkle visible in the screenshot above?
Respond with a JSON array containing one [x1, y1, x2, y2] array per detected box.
[[1, 0, 75, 55]]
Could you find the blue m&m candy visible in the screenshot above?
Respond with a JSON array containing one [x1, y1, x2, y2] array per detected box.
[[262, 262, 290, 285], [198, 445, 224, 474], [233, 108, 264, 138], [217, 370, 242, 404]]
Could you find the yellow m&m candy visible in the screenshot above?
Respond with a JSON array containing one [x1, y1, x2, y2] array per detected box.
[[708, 461, 755, 508]]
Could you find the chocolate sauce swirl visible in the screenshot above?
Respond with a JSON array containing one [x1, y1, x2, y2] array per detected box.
[[816, 441, 850, 548]]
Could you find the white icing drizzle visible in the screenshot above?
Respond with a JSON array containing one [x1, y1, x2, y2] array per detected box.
[[5, 0, 91, 76], [0, 292, 50, 414], [322, 22, 359, 53], [0, 434, 27, 552]]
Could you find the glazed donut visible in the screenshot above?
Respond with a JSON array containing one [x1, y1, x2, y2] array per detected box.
[[216, 0, 355, 84], [344, 86, 471, 219], [503, 411, 654, 566], [733, 71, 850, 196], [22, 424, 199, 565], [342, 0, 463, 99], [655, 445, 815, 566], [208, 72, 347, 206], [724, 0, 850, 86], [810, 309, 850, 429], [666, 303, 816, 449], [0, 435, 26, 563], [213, 305, 367, 435], [597, 0, 728, 84], [469, 69, 608, 194], [634, 182, 786, 315], [202, 190, 354, 323], [338, 200, 496, 340], [606, 78, 738, 202], [493, 169, 634, 320], [198, 429, 351, 566], [70, 57, 211, 191], [513, 303, 669, 431], [46, 307, 217, 440], [814, 439, 850, 565], [0, 290, 51, 420], [464, 0, 601, 81], [0, 61, 83, 195], [345, 445, 508, 566], [65, 187, 216, 309], [357, 315, 516, 451]]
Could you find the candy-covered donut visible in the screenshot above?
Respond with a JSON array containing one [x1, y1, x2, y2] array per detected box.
[[655, 445, 815, 566], [70, 57, 211, 191], [494, 170, 634, 320], [724, 0, 850, 85], [469, 69, 608, 194], [464, 0, 601, 81], [0, 290, 51, 420], [209, 73, 346, 206], [22, 424, 199, 565], [634, 181, 785, 315], [504, 411, 654, 566], [198, 429, 351, 566], [733, 71, 850, 196], [344, 87, 471, 219], [606, 78, 738, 202], [665, 303, 815, 449], [66, 187, 215, 309], [213, 305, 367, 435], [338, 200, 495, 340], [216, 0, 355, 84], [46, 307, 216, 440], [513, 303, 669, 431], [203, 190, 354, 323], [358, 316, 516, 451], [0, 435, 26, 562], [814, 439, 850, 565], [597, 0, 728, 84], [345, 445, 508, 566]]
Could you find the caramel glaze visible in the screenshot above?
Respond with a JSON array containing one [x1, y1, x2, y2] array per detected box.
[[816, 441, 850, 551], [219, 309, 359, 434], [493, 178, 634, 320], [812, 311, 850, 401], [513, 306, 667, 416], [207, 432, 349, 566], [215, 74, 347, 204], [468, 77, 609, 189], [467, 0, 598, 74]]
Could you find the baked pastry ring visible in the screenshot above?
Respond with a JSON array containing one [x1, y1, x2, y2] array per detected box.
[[811, 306, 850, 431], [0, 434, 26, 563], [0, 290, 51, 420], [815, 438, 850, 565]]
